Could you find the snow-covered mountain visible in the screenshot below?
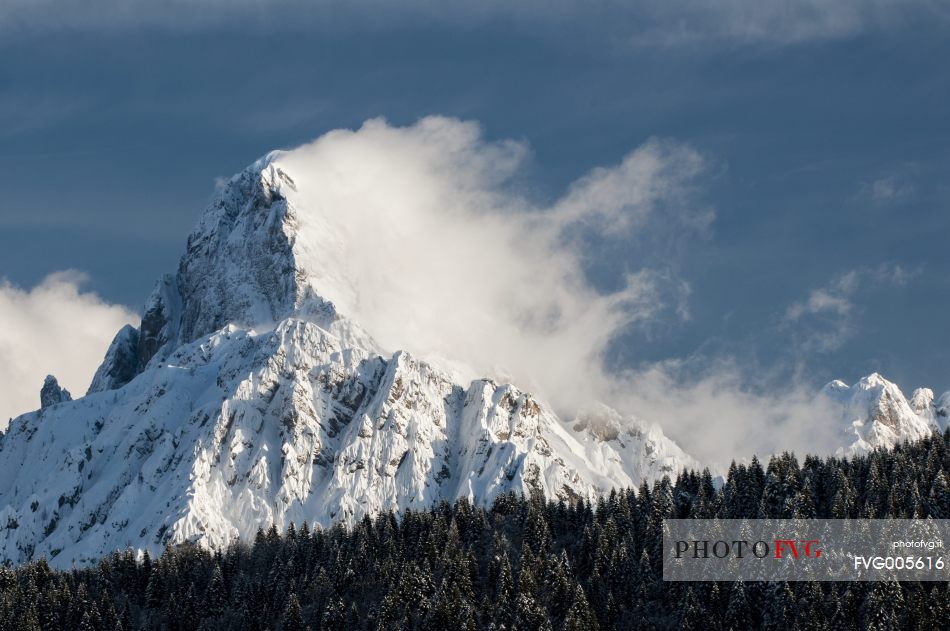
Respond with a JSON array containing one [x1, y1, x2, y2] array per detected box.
[[0, 154, 696, 567], [820, 373, 948, 455]]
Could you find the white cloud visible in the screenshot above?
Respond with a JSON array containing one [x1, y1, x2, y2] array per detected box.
[[782, 264, 916, 352], [274, 117, 894, 467], [0, 116, 913, 467], [0, 272, 137, 427], [279, 118, 706, 415], [1, 116, 925, 467], [551, 140, 712, 234], [785, 271, 857, 321], [612, 358, 844, 469]]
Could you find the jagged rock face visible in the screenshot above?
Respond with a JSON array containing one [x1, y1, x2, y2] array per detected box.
[[4, 151, 945, 568], [87, 325, 140, 394], [136, 275, 181, 371], [39, 376, 71, 409], [176, 159, 303, 345], [821, 374, 943, 455], [0, 319, 693, 566], [91, 157, 364, 390], [0, 155, 696, 567]]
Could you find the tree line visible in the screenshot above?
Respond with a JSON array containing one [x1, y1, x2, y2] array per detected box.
[[1, 428, 948, 630]]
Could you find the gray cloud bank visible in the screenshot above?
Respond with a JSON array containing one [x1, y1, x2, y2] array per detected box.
[[3, 0, 948, 45]]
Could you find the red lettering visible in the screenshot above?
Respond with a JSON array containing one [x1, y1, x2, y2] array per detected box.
[[774, 539, 799, 559]]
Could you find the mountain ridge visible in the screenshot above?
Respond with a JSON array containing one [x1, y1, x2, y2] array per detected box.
[[0, 154, 696, 567], [2, 153, 944, 567], [820, 372, 947, 455]]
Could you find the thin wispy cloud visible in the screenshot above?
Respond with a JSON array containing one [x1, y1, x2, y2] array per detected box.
[[862, 175, 916, 202], [551, 141, 712, 235], [621, 0, 950, 46], [2, 0, 947, 45], [782, 264, 917, 352]]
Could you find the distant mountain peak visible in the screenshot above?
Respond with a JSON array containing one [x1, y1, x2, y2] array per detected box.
[[821, 373, 944, 455], [910, 387, 935, 416]]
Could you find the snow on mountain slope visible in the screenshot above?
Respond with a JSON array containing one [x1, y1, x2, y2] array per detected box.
[[937, 392, 950, 430], [820, 373, 945, 455], [0, 154, 696, 567]]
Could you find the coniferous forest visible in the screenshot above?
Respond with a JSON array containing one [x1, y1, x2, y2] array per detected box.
[[1, 430, 948, 630]]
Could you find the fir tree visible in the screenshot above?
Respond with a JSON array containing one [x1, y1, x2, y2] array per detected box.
[[928, 469, 949, 518], [0, 430, 945, 630], [724, 580, 753, 630], [281, 593, 305, 631], [679, 586, 704, 631]]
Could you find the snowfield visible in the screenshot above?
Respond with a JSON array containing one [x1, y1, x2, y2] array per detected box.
[[1, 153, 943, 567], [0, 155, 695, 567]]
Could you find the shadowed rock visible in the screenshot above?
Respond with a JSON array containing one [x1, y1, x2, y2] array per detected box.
[[40, 375, 71, 409], [87, 325, 141, 394]]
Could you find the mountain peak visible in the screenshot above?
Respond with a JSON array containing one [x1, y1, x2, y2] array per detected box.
[[856, 372, 892, 389], [910, 387, 935, 414], [823, 373, 941, 454], [177, 156, 304, 343], [822, 379, 849, 393], [39, 375, 71, 409], [937, 392, 950, 430], [0, 154, 697, 567], [91, 152, 374, 390]]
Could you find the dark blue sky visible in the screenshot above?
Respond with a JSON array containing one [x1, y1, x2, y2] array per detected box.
[[1, 2, 948, 394]]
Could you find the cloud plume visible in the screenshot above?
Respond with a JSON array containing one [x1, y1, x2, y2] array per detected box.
[[274, 117, 872, 468], [0, 118, 916, 467], [0, 272, 137, 427], [280, 118, 706, 413]]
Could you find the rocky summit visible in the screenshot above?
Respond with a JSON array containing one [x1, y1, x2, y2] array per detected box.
[[0, 154, 696, 567]]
